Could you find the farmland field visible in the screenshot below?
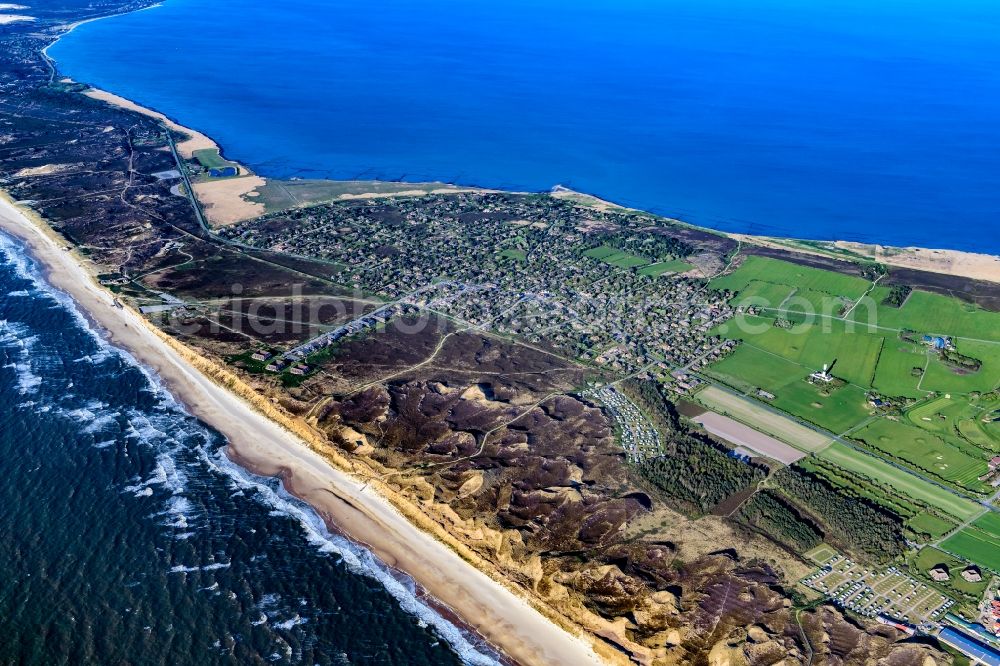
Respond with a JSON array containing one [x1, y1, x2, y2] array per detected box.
[[941, 526, 1000, 572], [851, 290, 1000, 342], [707, 341, 872, 434], [815, 443, 982, 521], [918, 338, 1000, 394], [906, 511, 957, 539], [693, 385, 833, 452], [852, 419, 989, 492], [710, 256, 871, 300]]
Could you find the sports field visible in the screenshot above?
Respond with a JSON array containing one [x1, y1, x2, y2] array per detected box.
[[815, 443, 982, 521]]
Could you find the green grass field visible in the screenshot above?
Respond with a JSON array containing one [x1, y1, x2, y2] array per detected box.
[[782, 289, 853, 320], [815, 443, 982, 521], [499, 248, 528, 262], [731, 280, 796, 308], [872, 340, 929, 398], [906, 511, 958, 539], [193, 148, 236, 169], [920, 339, 1000, 394], [710, 255, 871, 300], [637, 259, 693, 276], [583, 245, 649, 269], [910, 546, 990, 598], [707, 335, 873, 434], [804, 543, 839, 565], [971, 512, 1000, 539], [850, 289, 1000, 343], [720, 316, 884, 387], [941, 526, 1000, 572], [852, 419, 990, 492], [801, 457, 922, 517]]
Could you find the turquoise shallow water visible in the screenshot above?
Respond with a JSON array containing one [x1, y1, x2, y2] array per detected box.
[[0, 232, 497, 664], [48, 0, 1000, 253]]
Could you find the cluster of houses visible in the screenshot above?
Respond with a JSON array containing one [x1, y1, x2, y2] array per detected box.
[[978, 456, 1000, 486], [922, 335, 953, 351], [985, 596, 1000, 636], [245, 303, 406, 378], [217, 192, 736, 381]]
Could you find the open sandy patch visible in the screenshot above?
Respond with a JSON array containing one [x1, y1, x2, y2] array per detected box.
[[836, 241, 1000, 284], [192, 176, 267, 226], [15, 163, 83, 177], [82, 88, 218, 159]]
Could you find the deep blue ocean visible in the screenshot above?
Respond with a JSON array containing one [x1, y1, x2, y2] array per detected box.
[[0, 232, 498, 664], [48, 0, 1000, 253]]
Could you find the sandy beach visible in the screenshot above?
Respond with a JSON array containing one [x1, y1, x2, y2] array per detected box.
[[82, 88, 218, 159], [0, 193, 606, 666]]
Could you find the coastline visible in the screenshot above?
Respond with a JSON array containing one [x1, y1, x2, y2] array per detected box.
[[14, 7, 1000, 661], [45, 18, 1000, 280], [0, 193, 607, 666]]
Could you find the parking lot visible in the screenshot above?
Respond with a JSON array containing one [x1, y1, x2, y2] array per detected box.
[[802, 554, 954, 623]]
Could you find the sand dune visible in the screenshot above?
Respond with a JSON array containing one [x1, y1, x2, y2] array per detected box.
[[0, 193, 605, 666]]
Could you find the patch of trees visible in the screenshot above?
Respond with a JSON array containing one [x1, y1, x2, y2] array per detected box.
[[622, 380, 766, 514], [735, 490, 824, 553], [774, 465, 907, 563], [861, 263, 887, 280], [941, 349, 982, 371], [882, 285, 912, 308], [591, 233, 693, 261]]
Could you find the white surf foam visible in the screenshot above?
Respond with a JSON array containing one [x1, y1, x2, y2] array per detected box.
[[0, 231, 499, 665], [204, 449, 500, 666]]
